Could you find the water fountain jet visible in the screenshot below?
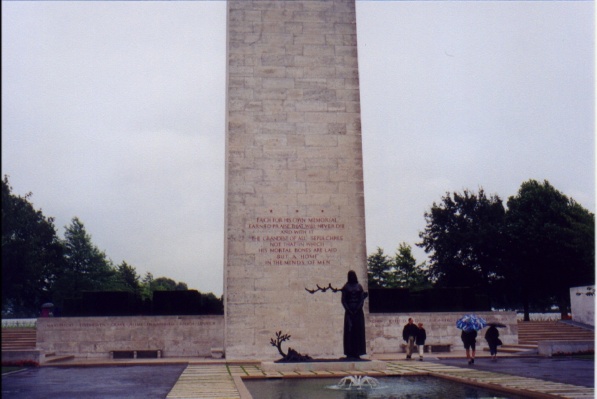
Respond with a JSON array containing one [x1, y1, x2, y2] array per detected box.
[[336, 375, 379, 390]]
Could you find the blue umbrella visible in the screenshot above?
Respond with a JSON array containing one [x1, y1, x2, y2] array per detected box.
[[456, 314, 487, 331]]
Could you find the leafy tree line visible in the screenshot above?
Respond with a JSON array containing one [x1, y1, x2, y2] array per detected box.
[[367, 243, 431, 290], [368, 179, 594, 321], [4, 175, 593, 320], [2, 176, 222, 317]]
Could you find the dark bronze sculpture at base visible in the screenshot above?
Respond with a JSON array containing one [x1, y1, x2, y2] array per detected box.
[[270, 331, 313, 362], [341, 270, 368, 359], [271, 270, 369, 362]]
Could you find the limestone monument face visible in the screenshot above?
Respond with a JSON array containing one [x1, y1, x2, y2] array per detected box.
[[224, 0, 367, 360]]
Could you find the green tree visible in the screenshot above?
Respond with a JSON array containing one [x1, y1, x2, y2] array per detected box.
[[150, 277, 188, 291], [367, 247, 392, 288], [201, 292, 224, 314], [417, 188, 507, 292], [392, 242, 431, 290], [140, 272, 155, 300], [53, 217, 115, 305], [1, 176, 63, 316], [505, 180, 595, 320], [113, 261, 141, 294]]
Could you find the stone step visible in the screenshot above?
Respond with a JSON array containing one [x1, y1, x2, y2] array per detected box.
[[482, 344, 536, 354], [501, 345, 535, 353], [516, 321, 594, 347], [519, 332, 594, 337], [1, 328, 37, 350], [1, 337, 37, 342], [2, 335, 37, 341], [2, 343, 37, 349], [528, 329, 593, 332], [504, 344, 537, 349], [519, 336, 593, 342], [519, 337, 593, 341], [44, 354, 75, 363], [2, 338, 36, 341], [519, 327, 593, 332], [2, 329, 37, 336], [1, 336, 37, 340]]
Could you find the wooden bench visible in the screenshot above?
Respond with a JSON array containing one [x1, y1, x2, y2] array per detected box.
[[426, 344, 452, 353], [400, 344, 452, 353], [110, 350, 162, 359]]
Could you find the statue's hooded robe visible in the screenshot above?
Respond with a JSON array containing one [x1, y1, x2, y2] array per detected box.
[[341, 271, 368, 358]]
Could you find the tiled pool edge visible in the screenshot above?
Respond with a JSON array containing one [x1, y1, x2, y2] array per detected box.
[[226, 361, 593, 399], [165, 361, 593, 399]]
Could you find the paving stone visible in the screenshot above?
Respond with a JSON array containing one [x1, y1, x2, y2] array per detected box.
[[166, 365, 240, 399], [3, 357, 592, 398]]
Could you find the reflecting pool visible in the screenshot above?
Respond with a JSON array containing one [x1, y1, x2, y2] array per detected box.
[[243, 375, 533, 399]]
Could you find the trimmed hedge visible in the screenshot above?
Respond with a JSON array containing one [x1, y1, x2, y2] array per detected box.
[[62, 290, 223, 316], [368, 288, 490, 313]]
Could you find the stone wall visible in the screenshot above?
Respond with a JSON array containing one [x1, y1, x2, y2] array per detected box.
[[538, 340, 594, 356], [34, 312, 517, 359], [570, 285, 595, 326], [36, 316, 223, 359], [368, 312, 518, 354], [1, 350, 42, 364]]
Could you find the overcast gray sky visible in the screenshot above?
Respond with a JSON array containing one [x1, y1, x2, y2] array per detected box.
[[2, 1, 594, 296]]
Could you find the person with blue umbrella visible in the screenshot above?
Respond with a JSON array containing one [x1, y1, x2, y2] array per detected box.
[[456, 314, 487, 365]]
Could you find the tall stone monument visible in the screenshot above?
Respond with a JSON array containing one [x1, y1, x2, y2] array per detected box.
[[224, 0, 367, 360]]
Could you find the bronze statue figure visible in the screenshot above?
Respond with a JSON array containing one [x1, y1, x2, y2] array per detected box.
[[341, 270, 368, 359]]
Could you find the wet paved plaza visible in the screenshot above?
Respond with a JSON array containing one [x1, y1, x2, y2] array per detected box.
[[2, 364, 186, 399], [1, 356, 594, 399], [435, 356, 594, 388]]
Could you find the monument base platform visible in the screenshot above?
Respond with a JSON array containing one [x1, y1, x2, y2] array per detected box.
[[261, 359, 387, 373], [1, 349, 42, 364]]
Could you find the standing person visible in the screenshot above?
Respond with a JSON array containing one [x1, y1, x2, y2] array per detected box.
[[402, 318, 419, 360], [461, 329, 477, 364], [485, 324, 501, 361], [416, 322, 427, 361], [341, 270, 368, 359]]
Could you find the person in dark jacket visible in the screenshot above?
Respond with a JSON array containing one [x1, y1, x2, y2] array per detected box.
[[461, 329, 477, 364], [402, 318, 419, 359], [484, 325, 501, 361], [341, 270, 368, 359], [416, 322, 427, 361]]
